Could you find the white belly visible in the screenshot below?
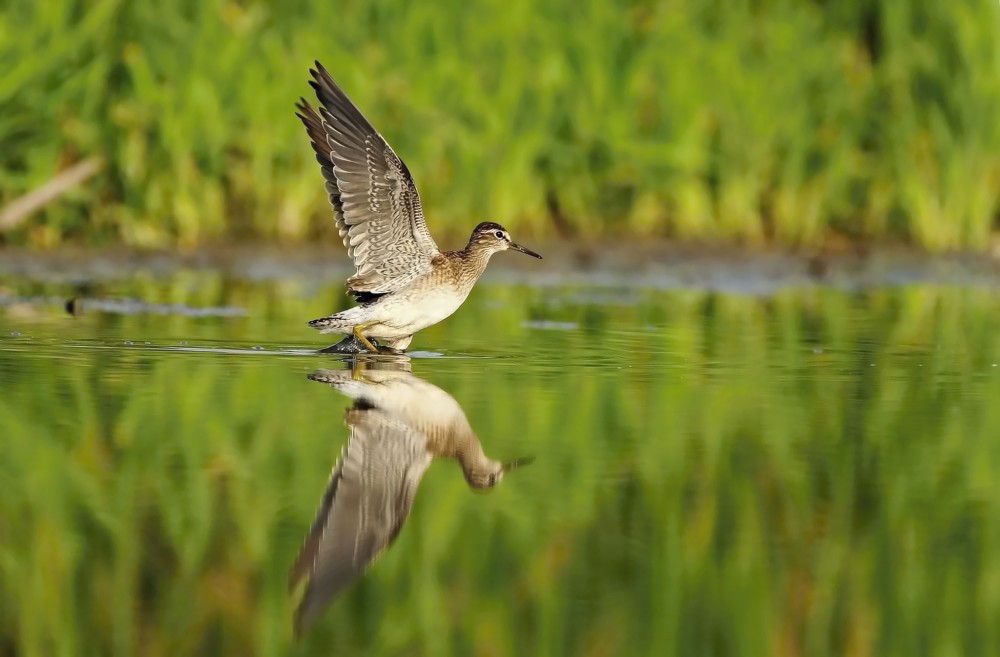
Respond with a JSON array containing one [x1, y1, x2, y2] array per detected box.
[[366, 284, 470, 339]]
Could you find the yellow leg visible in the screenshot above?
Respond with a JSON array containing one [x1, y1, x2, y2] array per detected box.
[[352, 323, 379, 353]]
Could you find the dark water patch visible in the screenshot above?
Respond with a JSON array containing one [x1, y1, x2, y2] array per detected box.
[[5, 246, 1000, 294], [521, 320, 579, 331], [0, 294, 245, 317]]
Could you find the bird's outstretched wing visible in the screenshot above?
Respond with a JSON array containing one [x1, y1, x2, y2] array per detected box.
[[296, 62, 440, 298], [288, 403, 432, 635]]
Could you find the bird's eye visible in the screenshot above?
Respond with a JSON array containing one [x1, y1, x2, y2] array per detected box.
[[494, 231, 504, 239]]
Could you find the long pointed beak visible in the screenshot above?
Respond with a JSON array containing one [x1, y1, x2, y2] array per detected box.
[[502, 456, 536, 472], [509, 242, 542, 259]]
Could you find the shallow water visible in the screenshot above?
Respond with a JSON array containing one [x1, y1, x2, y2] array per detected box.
[[3, 262, 1000, 656]]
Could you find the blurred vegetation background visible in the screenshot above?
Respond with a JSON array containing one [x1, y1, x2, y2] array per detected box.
[[1, 0, 998, 250]]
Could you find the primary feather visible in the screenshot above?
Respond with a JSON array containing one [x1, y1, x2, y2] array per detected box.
[[295, 62, 441, 299]]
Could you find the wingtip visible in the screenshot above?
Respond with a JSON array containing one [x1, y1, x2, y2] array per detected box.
[[312, 60, 330, 80]]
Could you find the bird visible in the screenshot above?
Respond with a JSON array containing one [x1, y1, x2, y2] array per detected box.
[[288, 361, 533, 634], [295, 62, 542, 353]]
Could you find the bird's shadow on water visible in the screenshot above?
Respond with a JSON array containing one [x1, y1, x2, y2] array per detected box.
[[288, 359, 534, 637]]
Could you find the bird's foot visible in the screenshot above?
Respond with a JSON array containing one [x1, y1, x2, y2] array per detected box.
[[317, 335, 404, 355], [318, 334, 379, 354]]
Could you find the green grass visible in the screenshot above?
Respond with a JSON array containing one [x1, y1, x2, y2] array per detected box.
[[1, 0, 999, 249], [3, 275, 1000, 655]]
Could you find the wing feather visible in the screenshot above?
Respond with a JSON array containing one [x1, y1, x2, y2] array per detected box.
[[296, 62, 441, 297]]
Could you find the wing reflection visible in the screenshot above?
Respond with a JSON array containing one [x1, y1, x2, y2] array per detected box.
[[290, 360, 531, 634]]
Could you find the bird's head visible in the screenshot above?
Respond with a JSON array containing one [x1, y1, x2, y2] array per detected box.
[[468, 222, 542, 259]]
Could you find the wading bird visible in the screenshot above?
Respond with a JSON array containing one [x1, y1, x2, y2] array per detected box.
[[296, 63, 542, 352]]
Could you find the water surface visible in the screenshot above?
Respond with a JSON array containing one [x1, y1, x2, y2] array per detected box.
[[2, 263, 1000, 656]]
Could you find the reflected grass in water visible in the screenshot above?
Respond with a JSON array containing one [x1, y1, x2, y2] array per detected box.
[[1, 280, 1000, 655]]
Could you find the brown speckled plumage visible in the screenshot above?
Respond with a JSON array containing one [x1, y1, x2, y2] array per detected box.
[[297, 63, 541, 351]]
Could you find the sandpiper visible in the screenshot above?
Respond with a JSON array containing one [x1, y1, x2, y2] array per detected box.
[[296, 62, 542, 353]]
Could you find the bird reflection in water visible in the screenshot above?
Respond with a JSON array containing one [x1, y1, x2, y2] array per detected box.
[[289, 359, 533, 635]]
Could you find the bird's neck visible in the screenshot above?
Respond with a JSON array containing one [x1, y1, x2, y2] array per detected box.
[[454, 244, 494, 283]]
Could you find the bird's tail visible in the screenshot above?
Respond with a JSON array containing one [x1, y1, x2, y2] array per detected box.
[[308, 306, 364, 334]]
